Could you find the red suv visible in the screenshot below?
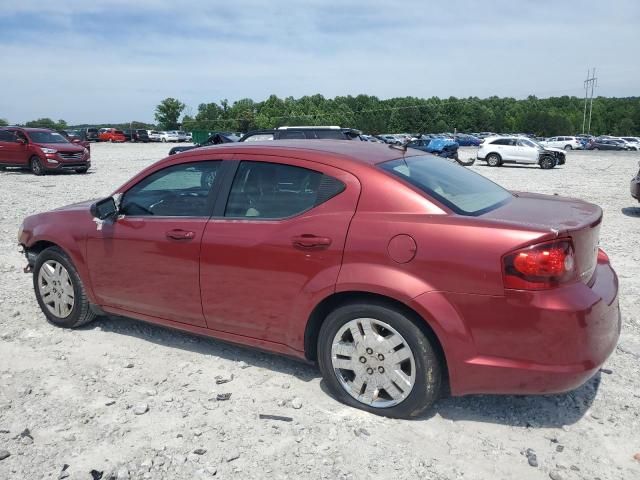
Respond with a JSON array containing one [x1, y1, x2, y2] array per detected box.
[[0, 127, 91, 175], [18, 141, 620, 418], [98, 128, 126, 142]]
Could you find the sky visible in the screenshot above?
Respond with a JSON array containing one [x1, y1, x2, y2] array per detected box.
[[0, 0, 638, 124]]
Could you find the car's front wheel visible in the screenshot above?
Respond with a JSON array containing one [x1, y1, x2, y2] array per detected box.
[[539, 156, 556, 169], [30, 156, 44, 176], [486, 153, 501, 167], [564, 145, 573, 150], [317, 302, 442, 419], [33, 247, 97, 328]]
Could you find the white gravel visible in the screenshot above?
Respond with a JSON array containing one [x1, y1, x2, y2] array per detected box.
[[1, 143, 639, 479]]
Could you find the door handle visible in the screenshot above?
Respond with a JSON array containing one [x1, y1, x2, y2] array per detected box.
[[166, 229, 196, 240], [291, 234, 332, 249]]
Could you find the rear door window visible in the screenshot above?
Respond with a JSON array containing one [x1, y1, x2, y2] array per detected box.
[[224, 161, 345, 219], [380, 155, 512, 216]]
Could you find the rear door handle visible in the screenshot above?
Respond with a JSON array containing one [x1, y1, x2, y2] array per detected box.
[[291, 234, 332, 249], [166, 229, 196, 240]]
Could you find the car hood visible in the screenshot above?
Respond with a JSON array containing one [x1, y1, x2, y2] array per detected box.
[[37, 143, 85, 152], [542, 146, 566, 154], [52, 199, 96, 212]]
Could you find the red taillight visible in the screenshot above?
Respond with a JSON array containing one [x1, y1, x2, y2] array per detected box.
[[597, 248, 609, 264], [503, 239, 576, 290]]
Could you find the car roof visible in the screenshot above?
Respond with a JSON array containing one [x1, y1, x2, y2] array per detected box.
[[168, 140, 420, 168], [0, 126, 52, 132]]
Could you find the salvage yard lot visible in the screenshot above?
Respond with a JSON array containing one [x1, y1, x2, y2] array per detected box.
[[1, 143, 639, 480]]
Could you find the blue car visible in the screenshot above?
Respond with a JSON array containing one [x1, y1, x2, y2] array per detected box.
[[453, 134, 482, 146], [407, 136, 459, 159]]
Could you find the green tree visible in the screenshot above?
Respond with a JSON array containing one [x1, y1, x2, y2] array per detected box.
[[0, 118, 9, 126], [154, 98, 186, 130], [24, 118, 68, 130]]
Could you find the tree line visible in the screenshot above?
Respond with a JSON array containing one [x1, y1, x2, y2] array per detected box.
[[4, 94, 639, 136]]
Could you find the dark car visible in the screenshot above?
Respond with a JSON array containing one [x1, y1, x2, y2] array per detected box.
[[123, 129, 150, 143], [18, 141, 619, 419], [58, 130, 91, 152], [587, 139, 628, 151], [84, 128, 99, 142], [168, 126, 362, 156], [631, 162, 640, 202], [453, 134, 482, 147], [407, 136, 461, 161], [0, 127, 90, 175], [240, 126, 362, 142], [168, 132, 239, 155]]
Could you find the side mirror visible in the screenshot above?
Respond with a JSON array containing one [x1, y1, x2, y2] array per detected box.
[[90, 197, 118, 220], [16, 137, 27, 145], [71, 138, 81, 144]]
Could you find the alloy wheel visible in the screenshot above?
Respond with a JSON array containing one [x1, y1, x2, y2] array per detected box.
[[37, 260, 75, 318], [330, 317, 416, 408]]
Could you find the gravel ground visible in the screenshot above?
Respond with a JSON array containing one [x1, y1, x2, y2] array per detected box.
[[1, 143, 640, 480]]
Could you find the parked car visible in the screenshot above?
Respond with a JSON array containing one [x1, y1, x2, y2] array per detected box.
[[240, 126, 362, 142], [123, 129, 150, 143], [147, 130, 161, 142], [168, 132, 240, 155], [98, 128, 126, 143], [159, 131, 180, 143], [453, 134, 481, 147], [477, 136, 565, 169], [587, 138, 628, 151], [0, 127, 90, 175], [17, 141, 620, 418], [84, 128, 99, 142], [185, 132, 193, 142], [407, 136, 460, 161], [121, 130, 133, 142], [175, 131, 188, 142], [540, 136, 582, 150], [58, 130, 91, 151], [619, 137, 640, 151], [631, 162, 640, 202]]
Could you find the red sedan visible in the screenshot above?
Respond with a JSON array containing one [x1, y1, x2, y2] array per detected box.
[[18, 141, 620, 418]]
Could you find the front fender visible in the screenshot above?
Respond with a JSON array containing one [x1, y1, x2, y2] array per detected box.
[[21, 219, 96, 304]]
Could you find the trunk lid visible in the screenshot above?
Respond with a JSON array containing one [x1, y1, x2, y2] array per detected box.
[[484, 192, 601, 284]]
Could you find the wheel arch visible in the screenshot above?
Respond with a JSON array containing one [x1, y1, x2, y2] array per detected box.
[[303, 291, 449, 381]]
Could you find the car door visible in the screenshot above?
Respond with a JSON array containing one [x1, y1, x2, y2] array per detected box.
[[86, 159, 229, 327], [516, 138, 539, 163], [200, 155, 361, 343], [0, 130, 14, 163]]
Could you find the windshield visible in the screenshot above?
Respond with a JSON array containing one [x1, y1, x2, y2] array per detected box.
[[28, 131, 70, 144], [380, 155, 512, 215]]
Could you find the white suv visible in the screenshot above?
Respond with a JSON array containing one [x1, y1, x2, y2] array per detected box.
[[540, 136, 582, 150], [477, 136, 566, 169], [159, 131, 180, 143], [620, 137, 640, 151]]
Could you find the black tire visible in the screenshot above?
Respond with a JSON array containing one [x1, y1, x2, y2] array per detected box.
[[593, 147, 600, 151], [486, 153, 501, 167], [539, 156, 556, 169], [30, 156, 44, 176], [161, 138, 167, 143], [33, 247, 97, 329], [317, 302, 442, 419], [75, 168, 88, 174], [564, 145, 572, 150]]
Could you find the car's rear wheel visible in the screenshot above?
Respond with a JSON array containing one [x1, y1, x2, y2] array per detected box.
[[564, 145, 572, 150], [33, 247, 96, 329], [317, 303, 442, 419], [486, 153, 501, 167], [539, 156, 556, 169], [30, 156, 44, 176], [593, 147, 600, 151]]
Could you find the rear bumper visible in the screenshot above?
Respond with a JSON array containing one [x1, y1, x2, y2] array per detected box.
[[421, 261, 620, 396]]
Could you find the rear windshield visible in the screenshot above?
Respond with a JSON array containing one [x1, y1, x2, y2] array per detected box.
[[380, 155, 512, 215]]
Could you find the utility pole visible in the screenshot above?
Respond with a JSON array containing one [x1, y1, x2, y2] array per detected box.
[[582, 68, 597, 134]]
